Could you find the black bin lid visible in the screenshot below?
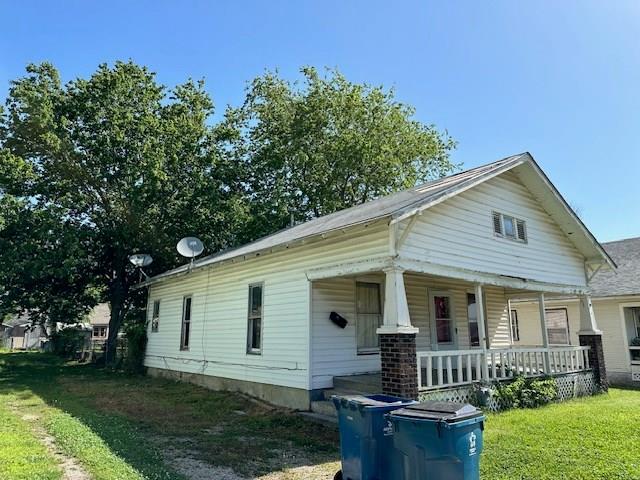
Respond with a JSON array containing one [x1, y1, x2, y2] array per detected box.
[[391, 401, 483, 423]]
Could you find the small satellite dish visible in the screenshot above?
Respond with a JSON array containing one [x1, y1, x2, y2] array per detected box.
[[129, 254, 153, 268], [177, 237, 204, 259]]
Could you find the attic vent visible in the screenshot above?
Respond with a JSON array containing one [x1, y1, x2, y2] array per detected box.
[[492, 211, 527, 243]]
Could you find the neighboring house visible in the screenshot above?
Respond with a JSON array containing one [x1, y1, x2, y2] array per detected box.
[[139, 153, 614, 411], [1, 314, 47, 350], [89, 303, 111, 346], [513, 237, 640, 386]]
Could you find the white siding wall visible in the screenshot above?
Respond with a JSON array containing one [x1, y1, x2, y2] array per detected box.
[[310, 274, 511, 389], [399, 171, 587, 287], [513, 297, 640, 378], [145, 222, 389, 391], [511, 301, 581, 347], [311, 277, 383, 389]]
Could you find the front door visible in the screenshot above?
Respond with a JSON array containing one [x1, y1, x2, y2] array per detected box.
[[429, 291, 456, 349]]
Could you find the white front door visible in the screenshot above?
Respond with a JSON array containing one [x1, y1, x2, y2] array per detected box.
[[429, 291, 457, 349]]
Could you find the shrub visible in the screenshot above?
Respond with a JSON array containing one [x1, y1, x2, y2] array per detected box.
[[495, 375, 558, 409], [50, 327, 88, 358], [122, 319, 147, 374], [630, 336, 640, 347]]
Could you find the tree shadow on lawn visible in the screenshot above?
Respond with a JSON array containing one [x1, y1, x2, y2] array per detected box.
[[0, 352, 340, 479]]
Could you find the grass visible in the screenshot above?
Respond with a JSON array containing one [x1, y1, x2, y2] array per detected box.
[[481, 388, 640, 479], [0, 352, 339, 479], [0, 351, 639, 479], [0, 401, 61, 480]]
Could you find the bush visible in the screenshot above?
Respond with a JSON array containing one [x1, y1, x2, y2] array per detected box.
[[50, 327, 88, 358], [630, 336, 640, 347], [495, 375, 558, 409], [122, 320, 147, 374]]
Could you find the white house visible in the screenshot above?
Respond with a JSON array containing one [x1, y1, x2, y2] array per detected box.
[[139, 153, 614, 410], [512, 236, 640, 387]]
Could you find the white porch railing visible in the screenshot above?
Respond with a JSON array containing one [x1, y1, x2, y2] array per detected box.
[[417, 346, 591, 391]]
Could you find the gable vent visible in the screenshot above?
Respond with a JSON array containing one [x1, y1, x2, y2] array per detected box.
[[492, 212, 503, 235]]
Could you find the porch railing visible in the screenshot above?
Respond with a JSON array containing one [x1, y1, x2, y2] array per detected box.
[[417, 346, 591, 391]]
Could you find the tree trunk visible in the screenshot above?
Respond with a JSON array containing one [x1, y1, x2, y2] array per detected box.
[[105, 277, 127, 366]]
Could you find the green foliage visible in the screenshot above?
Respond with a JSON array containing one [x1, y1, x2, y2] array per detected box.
[[49, 327, 88, 358], [122, 311, 148, 374], [1, 62, 456, 364], [0, 61, 246, 361], [494, 375, 558, 409], [630, 336, 640, 346], [222, 66, 457, 240]]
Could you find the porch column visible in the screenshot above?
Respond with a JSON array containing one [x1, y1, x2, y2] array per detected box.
[[578, 294, 608, 391], [377, 267, 419, 400], [538, 293, 551, 374], [475, 284, 490, 380]]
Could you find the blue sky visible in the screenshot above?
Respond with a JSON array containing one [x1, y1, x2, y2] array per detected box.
[[1, 1, 638, 242]]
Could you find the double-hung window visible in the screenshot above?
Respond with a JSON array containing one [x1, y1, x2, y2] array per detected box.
[[545, 308, 570, 345], [510, 309, 520, 342], [466, 293, 480, 347], [492, 211, 527, 242], [151, 300, 160, 332], [180, 296, 192, 350], [247, 284, 263, 354], [356, 282, 382, 354]]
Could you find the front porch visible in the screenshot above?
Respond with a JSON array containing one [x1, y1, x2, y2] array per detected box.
[[308, 259, 607, 402]]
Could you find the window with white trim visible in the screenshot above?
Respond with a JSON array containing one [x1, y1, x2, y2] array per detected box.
[[356, 282, 382, 353], [180, 296, 192, 351], [247, 283, 263, 354], [151, 300, 160, 332], [492, 211, 527, 242], [466, 293, 480, 347], [545, 308, 570, 345], [510, 309, 520, 342]]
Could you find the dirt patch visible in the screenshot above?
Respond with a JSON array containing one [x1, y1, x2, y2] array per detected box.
[[160, 444, 246, 480]]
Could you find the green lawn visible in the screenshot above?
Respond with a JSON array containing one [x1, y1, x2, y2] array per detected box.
[[0, 351, 639, 479]]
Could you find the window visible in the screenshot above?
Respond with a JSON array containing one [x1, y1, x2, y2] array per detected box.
[[247, 284, 263, 354], [433, 294, 454, 344], [492, 211, 527, 242], [633, 308, 640, 338], [180, 296, 192, 351], [356, 282, 382, 353], [467, 293, 480, 347], [151, 300, 160, 332], [93, 326, 107, 338], [545, 308, 570, 345], [510, 309, 520, 342]]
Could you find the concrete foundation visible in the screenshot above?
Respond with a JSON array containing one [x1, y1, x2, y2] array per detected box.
[[147, 366, 312, 410]]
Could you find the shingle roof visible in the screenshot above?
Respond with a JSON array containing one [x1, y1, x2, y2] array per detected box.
[[590, 237, 640, 297], [143, 154, 527, 284], [141, 152, 613, 287]]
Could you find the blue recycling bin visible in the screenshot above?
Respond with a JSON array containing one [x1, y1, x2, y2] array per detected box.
[[332, 394, 416, 480], [389, 401, 485, 480]]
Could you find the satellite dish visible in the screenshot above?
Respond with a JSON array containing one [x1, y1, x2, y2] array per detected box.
[[129, 254, 153, 268], [177, 237, 204, 259]]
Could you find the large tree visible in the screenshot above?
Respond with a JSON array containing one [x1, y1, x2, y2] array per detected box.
[[0, 62, 456, 364], [0, 62, 246, 362], [224, 67, 457, 240]]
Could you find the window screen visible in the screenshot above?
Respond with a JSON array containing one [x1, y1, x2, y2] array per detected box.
[[356, 282, 382, 353], [545, 308, 569, 345]]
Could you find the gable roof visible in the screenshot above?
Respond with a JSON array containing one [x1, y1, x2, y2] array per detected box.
[[588, 237, 640, 297], [141, 152, 614, 286]]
